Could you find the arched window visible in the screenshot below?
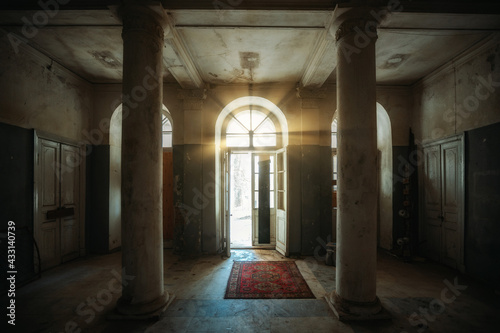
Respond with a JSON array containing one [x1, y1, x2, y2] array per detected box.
[[331, 119, 338, 149], [162, 113, 173, 148], [225, 109, 277, 148], [331, 118, 338, 192]]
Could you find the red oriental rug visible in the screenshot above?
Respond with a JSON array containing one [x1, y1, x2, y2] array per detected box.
[[224, 261, 315, 299]]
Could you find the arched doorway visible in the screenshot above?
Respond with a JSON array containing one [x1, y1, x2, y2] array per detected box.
[[109, 105, 174, 248], [161, 111, 174, 247], [331, 103, 392, 249], [215, 97, 289, 256], [376, 103, 393, 250], [109, 107, 122, 250]]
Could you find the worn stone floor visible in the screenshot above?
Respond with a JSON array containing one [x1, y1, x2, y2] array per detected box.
[[3, 249, 499, 333]]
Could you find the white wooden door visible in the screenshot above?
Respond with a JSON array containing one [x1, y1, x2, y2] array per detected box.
[[422, 137, 463, 269], [224, 150, 231, 257], [60, 144, 80, 262], [252, 153, 276, 247], [275, 148, 288, 256], [36, 138, 80, 270], [423, 145, 442, 262], [440, 140, 463, 269], [37, 139, 61, 269]]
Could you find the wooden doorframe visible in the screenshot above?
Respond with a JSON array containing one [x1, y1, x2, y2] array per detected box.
[[420, 134, 465, 272], [34, 131, 86, 267]]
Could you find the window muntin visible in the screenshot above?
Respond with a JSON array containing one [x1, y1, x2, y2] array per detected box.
[[225, 109, 277, 148]]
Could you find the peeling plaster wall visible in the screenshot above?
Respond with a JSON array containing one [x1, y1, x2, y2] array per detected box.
[[0, 34, 91, 142], [412, 36, 500, 286], [412, 37, 500, 144], [0, 34, 92, 267]]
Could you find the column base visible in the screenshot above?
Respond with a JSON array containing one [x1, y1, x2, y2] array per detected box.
[[109, 292, 175, 321], [325, 292, 390, 322]]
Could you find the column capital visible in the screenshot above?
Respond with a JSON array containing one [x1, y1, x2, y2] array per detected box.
[[335, 17, 377, 42], [120, 2, 168, 53], [177, 89, 207, 110], [332, 6, 380, 42]]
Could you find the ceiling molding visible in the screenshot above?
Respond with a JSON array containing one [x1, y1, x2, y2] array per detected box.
[[169, 9, 332, 28], [164, 15, 204, 89], [300, 13, 336, 88], [380, 12, 500, 30]]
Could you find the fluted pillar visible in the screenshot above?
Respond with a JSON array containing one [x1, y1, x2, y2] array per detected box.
[[327, 7, 387, 321], [117, 2, 171, 317]]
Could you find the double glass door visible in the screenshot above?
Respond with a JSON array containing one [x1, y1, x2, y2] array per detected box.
[[229, 152, 276, 248]]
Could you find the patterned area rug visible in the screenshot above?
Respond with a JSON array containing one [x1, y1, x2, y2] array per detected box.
[[224, 261, 315, 299]]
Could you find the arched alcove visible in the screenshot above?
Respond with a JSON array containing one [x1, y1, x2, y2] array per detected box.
[[376, 103, 393, 250], [331, 103, 393, 250], [109, 104, 173, 250], [109, 107, 122, 250], [161, 109, 174, 245]]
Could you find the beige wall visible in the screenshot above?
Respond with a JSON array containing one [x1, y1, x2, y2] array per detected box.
[[412, 35, 500, 143], [0, 34, 91, 142]]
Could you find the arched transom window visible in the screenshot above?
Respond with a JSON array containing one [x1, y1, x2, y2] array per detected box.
[[225, 109, 278, 148]]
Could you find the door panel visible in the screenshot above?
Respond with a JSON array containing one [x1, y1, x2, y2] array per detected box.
[[38, 139, 61, 269], [224, 150, 231, 257], [61, 217, 78, 261], [276, 148, 287, 255], [422, 138, 463, 269], [40, 221, 58, 265], [252, 153, 276, 246], [60, 144, 79, 261], [441, 141, 462, 268], [36, 138, 81, 269], [423, 145, 442, 262], [258, 157, 271, 244]]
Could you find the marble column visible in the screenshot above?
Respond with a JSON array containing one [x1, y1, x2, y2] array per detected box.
[[327, 7, 386, 320], [117, 2, 171, 317]]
